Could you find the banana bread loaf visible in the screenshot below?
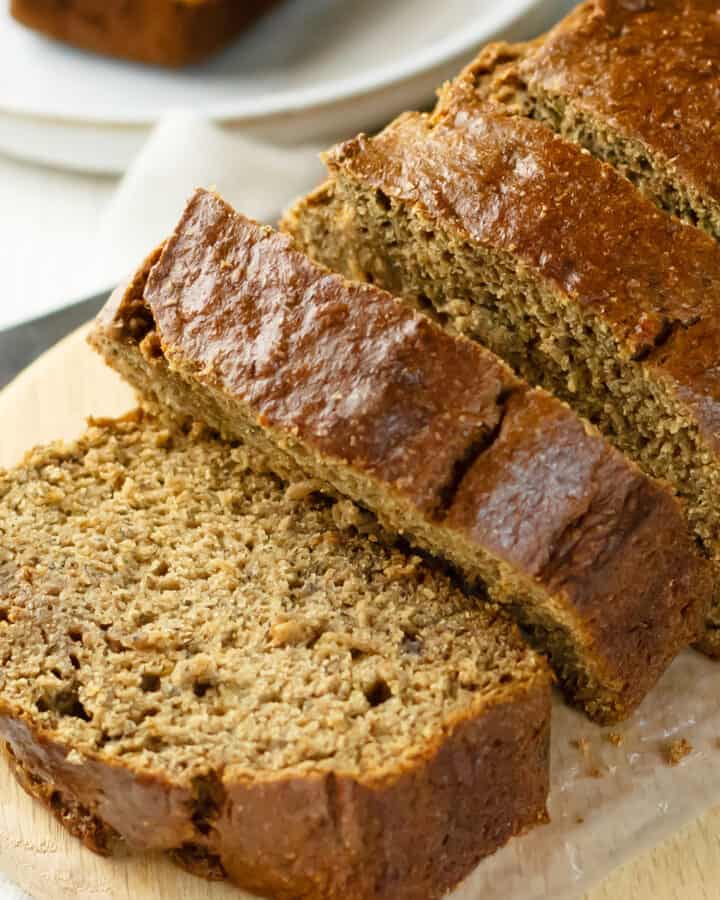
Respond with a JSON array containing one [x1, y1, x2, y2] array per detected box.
[[283, 102, 720, 657], [0, 411, 551, 900], [10, 0, 279, 67], [434, 0, 720, 240], [90, 189, 710, 723]]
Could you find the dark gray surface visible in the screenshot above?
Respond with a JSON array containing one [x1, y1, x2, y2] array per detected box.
[[0, 292, 110, 390]]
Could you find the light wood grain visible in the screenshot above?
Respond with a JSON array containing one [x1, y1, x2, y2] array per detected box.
[[0, 324, 134, 468], [0, 327, 718, 900]]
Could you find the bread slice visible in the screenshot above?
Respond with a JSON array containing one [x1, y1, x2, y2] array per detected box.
[[433, 0, 720, 241], [10, 0, 279, 67], [283, 102, 720, 658], [0, 411, 550, 900], [89, 189, 710, 723]]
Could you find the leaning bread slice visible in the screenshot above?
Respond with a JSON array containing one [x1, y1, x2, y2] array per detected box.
[[283, 105, 720, 657], [90, 189, 710, 723], [0, 412, 551, 900], [435, 0, 720, 241]]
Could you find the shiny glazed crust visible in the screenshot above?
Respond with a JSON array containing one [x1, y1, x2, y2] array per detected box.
[[435, 2, 720, 239], [517, 0, 720, 208], [325, 111, 720, 455], [1, 681, 551, 900], [304, 101, 720, 654], [10, 0, 279, 67], [91, 189, 711, 722]]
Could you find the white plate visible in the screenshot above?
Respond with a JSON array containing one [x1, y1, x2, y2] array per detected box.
[[0, 0, 572, 173]]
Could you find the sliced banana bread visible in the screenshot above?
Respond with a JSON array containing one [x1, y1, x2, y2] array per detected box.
[[10, 0, 279, 67], [283, 103, 720, 657], [90, 189, 710, 723], [0, 411, 551, 900], [434, 0, 720, 240]]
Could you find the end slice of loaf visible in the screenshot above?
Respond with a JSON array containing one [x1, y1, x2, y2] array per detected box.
[[10, 0, 279, 67], [283, 103, 720, 658], [0, 412, 551, 900], [90, 189, 710, 723], [436, 0, 720, 241]]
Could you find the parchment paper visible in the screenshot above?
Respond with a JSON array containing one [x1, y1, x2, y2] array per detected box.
[[453, 650, 720, 899]]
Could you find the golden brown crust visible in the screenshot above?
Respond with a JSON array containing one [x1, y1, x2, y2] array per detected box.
[[0, 713, 199, 853], [325, 110, 720, 456], [445, 389, 708, 703], [697, 627, 720, 658], [1, 682, 551, 900], [2, 741, 120, 856], [10, 0, 279, 67], [144, 189, 516, 515], [518, 0, 720, 207], [91, 190, 711, 721]]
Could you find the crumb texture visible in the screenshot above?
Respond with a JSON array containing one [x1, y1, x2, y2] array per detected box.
[[435, 1, 720, 240], [664, 738, 693, 767], [283, 105, 720, 657], [0, 416, 539, 776], [93, 190, 711, 723], [0, 414, 550, 899]]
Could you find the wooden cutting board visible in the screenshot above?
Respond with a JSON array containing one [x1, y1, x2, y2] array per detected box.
[[0, 326, 718, 900]]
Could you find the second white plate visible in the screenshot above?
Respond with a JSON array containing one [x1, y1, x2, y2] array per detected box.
[[0, 0, 572, 173]]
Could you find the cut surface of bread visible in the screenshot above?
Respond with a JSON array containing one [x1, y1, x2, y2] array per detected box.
[[435, 0, 720, 241], [0, 412, 551, 900], [10, 0, 279, 67], [90, 189, 710, 723], [283, 104, 720, 657]]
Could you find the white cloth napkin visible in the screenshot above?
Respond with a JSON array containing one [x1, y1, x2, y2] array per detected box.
[[0, 882, 27, 900], [95, 111, 326, 292]]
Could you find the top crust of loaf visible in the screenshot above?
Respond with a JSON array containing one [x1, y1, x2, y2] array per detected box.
[[513, 0, 720, 204], [325, 110, 720, 455], [92, 189, 711, 721], [142, 191, 516, 516]]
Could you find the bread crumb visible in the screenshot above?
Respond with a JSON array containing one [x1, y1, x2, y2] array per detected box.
[[269, 618, 320, 647], [576, 816, 585, 825], [606, 732, 624, 747], [285, 480, 324, 501], [384, 556, 422, 582], [571, 737, 603, 777], [171, 653, 217, 689], [331, 499, 373, 532], [664, 738, 693, 766]]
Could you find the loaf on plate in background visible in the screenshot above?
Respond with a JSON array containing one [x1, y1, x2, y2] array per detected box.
[[10, 0, 281, 67]]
